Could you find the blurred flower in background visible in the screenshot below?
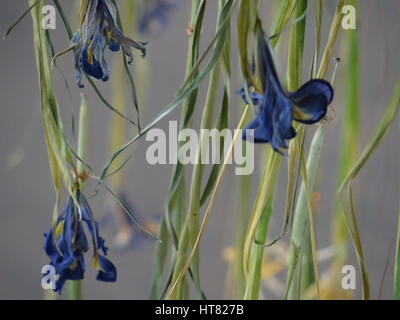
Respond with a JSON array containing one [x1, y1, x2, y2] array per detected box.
[[138, 0, 178, 36], [102, 193, 160, 252]]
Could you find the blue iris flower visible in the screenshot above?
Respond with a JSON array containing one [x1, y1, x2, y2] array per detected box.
[[138, 0, 177, 35], [71, 0, 147, 87], [44, 191, 116, 293], [240, 32, 334, 153]]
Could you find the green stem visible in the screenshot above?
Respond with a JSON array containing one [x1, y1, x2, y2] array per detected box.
[[67, 93, 88, 300], [317, 0, 346, 79], [67, 280, 82, 300], [280, 0, 309, 300], [330, 0, 359, 296], [243, 150, 280, 299], [284, 0, 346, 300], [225, 153, 251, 298], [395, 201, 400, 299], [285, 126, 324, 299], [285, 0, 307, 91], [151, 0, 205, 299], [76, 93, 88, 177], [243, 201, 273, 299], [169, 0, 225, 299]]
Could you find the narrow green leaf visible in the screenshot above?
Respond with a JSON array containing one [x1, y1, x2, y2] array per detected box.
[[395, 201, 400, 299], [4, 0, 40, 39], [339, 80, 400, 300]]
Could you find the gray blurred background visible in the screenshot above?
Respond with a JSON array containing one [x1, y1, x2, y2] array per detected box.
[[0, 0, 399, 299]]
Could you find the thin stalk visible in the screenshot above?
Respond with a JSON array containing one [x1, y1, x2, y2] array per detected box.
[[225, 117, 252, 298], [330, 0, 359, 298], [284, 0, 312, 300], [243, 202, 273, 299], [396, 96, 400, 300], [312, 0, 322, 75], [168, 60, 220, 300], [67, 280, 82, 300], [285, 126, 324, 299], [76, 94, 88, 177], [338, 81, 400, 300], [151, 0, 205, 299], [242, 0, 307, 300], [284, 0, 346, 300], [109, 48, 127, 190], [243, 148, 279, 299], [107, 0, 147, 247], [286, 0, 307, 91], [270, 0, 297, 47], [67, 93, 88, 300], [168, 0, 225, 299], [316, 0, 346, 79], [395, 198, 400, 299], [29, 0, 73, 192], [165, 105, 251, 299]]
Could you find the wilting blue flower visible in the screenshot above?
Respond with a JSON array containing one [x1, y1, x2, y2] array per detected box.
[[240, 32, 334, 153], [71, 0, 147, 87], [138, 0, 177, 35], [43, 191, 116, 293]]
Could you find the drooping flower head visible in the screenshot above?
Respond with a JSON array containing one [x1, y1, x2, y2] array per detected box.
[[43, 191, 116, 293], [138, 0, 177, 35], [240, 31, 334, 153], [71, 0, 147, 87]]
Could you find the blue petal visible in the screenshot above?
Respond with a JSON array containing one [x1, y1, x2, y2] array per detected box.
[[62, 256, 86, 281], [70, 31, 81, 46], [82, 48, 104, 80], [258, 33, 294, 152], [54, 275, 66, 294], [236, 87, 263, 106], [53, 257, 85, 294], [56, 201, 75, 273], [270, 95, 295, 151], [108, 41, 120, 52], [242, 117, 271, 143], [289, 79, 333, 124], [96, 255, 117, 282], [257, 31, 282, 92], [79, 192, 109, 255], [73, 46, 84, 88], [76, 225, 89, 253], [44, 231, 58, 263]]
